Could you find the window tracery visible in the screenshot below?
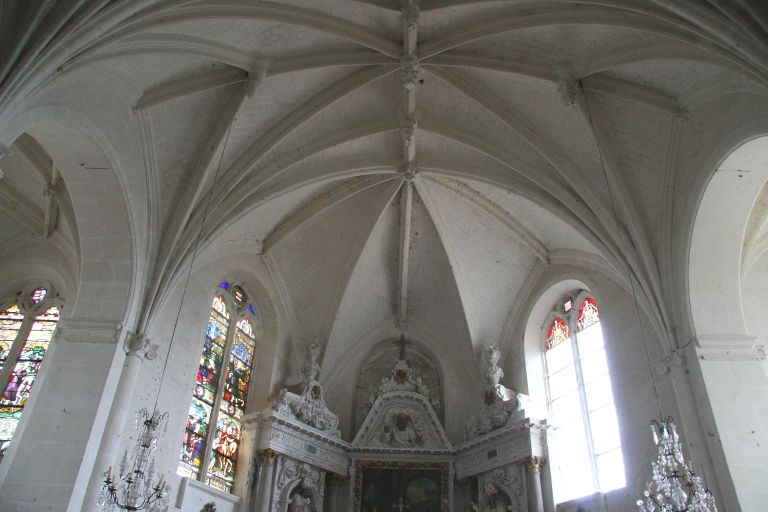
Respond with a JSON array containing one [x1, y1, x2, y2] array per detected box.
[[177, 281, 258, 494], [0, 286, 62, 454], [543, 293, 625, 503]]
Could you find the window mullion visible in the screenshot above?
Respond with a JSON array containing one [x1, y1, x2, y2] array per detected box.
[[571, 326, 600, 493], [199, 312, 238, 483], [0, 313, 36, 394]]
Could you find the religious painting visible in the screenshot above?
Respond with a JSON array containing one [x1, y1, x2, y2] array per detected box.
[[354, 460, 449, 512]]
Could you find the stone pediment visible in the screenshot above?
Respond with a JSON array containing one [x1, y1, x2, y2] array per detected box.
[[352, 391, 451, 451]]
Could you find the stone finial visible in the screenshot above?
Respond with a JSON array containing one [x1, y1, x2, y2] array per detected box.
[[484, 344, 503, 389], [302, 339, 321, 383]]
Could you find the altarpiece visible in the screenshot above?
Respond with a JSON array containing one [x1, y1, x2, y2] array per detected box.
[[246, 342, 550, 512]]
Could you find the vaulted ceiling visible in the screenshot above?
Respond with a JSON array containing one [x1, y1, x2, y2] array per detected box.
[[1, 1, 768, 393]]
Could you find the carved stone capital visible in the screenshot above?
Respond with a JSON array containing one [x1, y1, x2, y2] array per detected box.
[[258, 448, 279, 465], [124, 331, 159, 360], [523, 456, 545, 473]]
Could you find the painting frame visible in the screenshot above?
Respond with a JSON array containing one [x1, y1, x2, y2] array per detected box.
[[353, 459, 449, 512]]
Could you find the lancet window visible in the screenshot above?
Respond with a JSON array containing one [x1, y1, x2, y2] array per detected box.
[[543, 294, 625, 503], [0, 286, 62, 454], [177, 282, 258, 493]]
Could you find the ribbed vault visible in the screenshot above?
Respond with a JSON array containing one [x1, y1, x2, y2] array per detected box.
[[2, 0, 768, 410]]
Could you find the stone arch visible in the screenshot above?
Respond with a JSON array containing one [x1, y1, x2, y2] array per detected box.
[[521, 277, 592, 415], [3, 108, 136, 324], [689, 135, 768, 344], [135, 245, 285, 496], [686, 135, 768, 510], [280, 477, 321, 512]]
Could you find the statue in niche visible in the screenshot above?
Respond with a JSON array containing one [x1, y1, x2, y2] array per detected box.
[[287, 487, 314, 512], [469, 482, 514, 512], [378, 409, 423, 447], [287, 464, 318, 512]]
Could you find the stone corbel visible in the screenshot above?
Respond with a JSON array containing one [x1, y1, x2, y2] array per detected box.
[[656, 347, 687, 376], [695, 334, 767, 361], [124, 330, 159, 360]]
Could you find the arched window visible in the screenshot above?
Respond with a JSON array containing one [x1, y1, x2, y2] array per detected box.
[[543, 294, 625, 503], [177, 282, 258, 493], [0, 286, 62, 454]]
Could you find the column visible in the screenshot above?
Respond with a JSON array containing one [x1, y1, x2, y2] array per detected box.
[[523, 457, 545, 512], [82, 332, 158, 511], [0, 318, 123, 512], [256, 449, 279, 512], [325, 474, 344, 512]]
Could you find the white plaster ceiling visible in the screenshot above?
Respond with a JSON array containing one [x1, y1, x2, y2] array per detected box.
[[2, 0, 768, 389]]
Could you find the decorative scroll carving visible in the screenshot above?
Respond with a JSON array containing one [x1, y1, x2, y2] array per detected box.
[[363, 356, 440, 420], [354, 391, 451, 451], [465, 346, 525, 440], [269, 341, 340, 436]]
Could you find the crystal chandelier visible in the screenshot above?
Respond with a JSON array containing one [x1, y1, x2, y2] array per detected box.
[[98, 408, 171, 511], [636, 417, 717, 511]]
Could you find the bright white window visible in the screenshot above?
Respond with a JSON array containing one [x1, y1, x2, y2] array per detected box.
[[544, 295, 625, 503]]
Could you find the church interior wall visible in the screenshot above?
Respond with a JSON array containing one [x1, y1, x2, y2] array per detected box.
[[1, 3, 767, 511], [520, 266, 684, 511]]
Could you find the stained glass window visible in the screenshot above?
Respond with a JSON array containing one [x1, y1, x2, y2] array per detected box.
[[577, 297, 599, 331], [178, 287, 257, 494], [544, 295, 625, 503], [0, 291, 61, 454], [0, 305, 24, 373], [30, 287, 47, 304], [546, 317, 570, 350]]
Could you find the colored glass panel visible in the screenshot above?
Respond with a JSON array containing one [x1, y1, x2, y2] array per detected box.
[[0, 407, 22, 453], [179, 398, 212, 477], [0, 306, 59, 454], [0, 304, 24, 372], [30, 287, 47, 304], [232, 286, 246, 308], [546, 316, 570, 350], [577, 297, 600, 331], [178, 292, 258, 494], [206, 413, 241, 493]]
